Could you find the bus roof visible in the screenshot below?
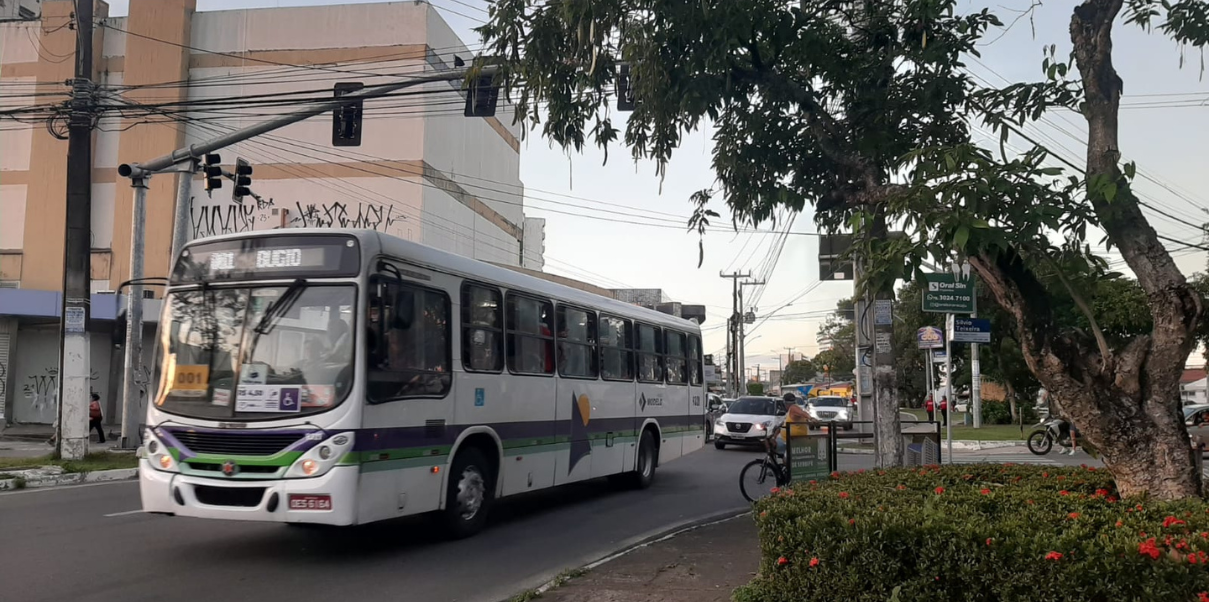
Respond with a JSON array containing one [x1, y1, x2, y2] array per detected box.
[[184, 228, 702, 333]]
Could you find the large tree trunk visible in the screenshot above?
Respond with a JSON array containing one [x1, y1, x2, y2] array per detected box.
[[971, 248, 1200, 499]]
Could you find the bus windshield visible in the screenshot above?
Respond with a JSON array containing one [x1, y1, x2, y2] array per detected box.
[[153, 284, 356, 420]]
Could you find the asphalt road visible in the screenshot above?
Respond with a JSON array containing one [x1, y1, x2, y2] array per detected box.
[[0, 447, 875, 602]]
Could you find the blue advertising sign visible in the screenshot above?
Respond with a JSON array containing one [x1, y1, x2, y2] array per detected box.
[[951, 318, 991, 344], [916, 326, 944, 349]]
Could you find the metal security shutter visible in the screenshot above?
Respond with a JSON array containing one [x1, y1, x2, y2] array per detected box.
[[0, 321, 10, 423]]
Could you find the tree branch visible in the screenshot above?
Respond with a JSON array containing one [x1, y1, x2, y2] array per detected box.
[[1040, 251, 1113, 367]]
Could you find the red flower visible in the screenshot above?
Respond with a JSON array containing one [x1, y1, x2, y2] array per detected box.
[[897, 484, 907, 491], [809, 480, 817, 485], [1004, 462, 1015, 467], [1068, 513, 1080, 520], [1107, 496, 1118, 503], [1191, 554, 1199, 564], [1042, 472, 1049, 478], [770, 487, 781, 494], [1045, 551, 1063, 561], [1163, 516, 1186, 529], [1136, 504, 1144, 511], [1095, 489, 1109, 497], [1198, 593, 1209, 602], [830, 471, 840, 479], [1115, 521, 1124, 528], [1201, 532, 1209, 539], [986, 538, 993, 547], [1059, 490, 1069, 496], [935, 487, 945, 495], [777, 557, 788, 566], [980, 489, 991, 495], [1027, 499, 1035, 505], [1139, 538, 1161, 560], [759, 511, 768, 518], [809, 558, 820, 567], [839, 491, 850, 499], [857, 469, 866, 474], [848, 519, 856, 525]]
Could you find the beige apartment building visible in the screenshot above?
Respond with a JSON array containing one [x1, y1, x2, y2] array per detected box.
[[0, 0, 542, 425]]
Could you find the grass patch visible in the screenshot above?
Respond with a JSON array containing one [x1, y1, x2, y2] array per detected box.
[[507, 567, 589, 602], [0, 452, 138, 473], [901, 408, 1029, 441]]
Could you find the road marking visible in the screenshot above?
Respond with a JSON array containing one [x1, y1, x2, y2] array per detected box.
[[103, 509, 143, 517], [0, 479, 135, 498]]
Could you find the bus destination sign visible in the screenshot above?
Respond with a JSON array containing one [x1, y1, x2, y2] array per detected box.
[[173, 235, 361, 282]]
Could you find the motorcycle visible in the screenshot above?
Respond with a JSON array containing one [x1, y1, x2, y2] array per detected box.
[[1027, 417, 1072, 455]]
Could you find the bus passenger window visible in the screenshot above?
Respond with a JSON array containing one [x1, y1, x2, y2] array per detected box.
[[462, 284, 503, 372], [665, 331, 687, 385], [557, 306, 597, 379], [506, 294, 554, 375], [368, 280, 451, 401], [688, 334, 703, 386], [636, 324, 664, 383], [599, 315, 633, 381]]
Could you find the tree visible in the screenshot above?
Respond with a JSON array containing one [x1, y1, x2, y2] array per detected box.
[[747, 382, 765, 396], [782, 358, 817, 385], [478, 0, 1209, 497]]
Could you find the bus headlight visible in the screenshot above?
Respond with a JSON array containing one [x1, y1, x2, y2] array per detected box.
[[144, 430, 178, 473], [286, 432, 355, 479]]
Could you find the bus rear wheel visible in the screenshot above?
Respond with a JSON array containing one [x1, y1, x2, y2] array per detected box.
[[442, 447, 495, 539]]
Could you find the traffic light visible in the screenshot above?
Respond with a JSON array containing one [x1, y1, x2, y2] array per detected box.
[[232, 158, 253, 204], [617, 64, 637, 112], [333, 82, 364, 147], [203, 153, 222, 195], [464, 70, 500, 118]]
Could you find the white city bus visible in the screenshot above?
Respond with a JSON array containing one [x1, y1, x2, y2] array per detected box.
[[139, 229, 706, 536]]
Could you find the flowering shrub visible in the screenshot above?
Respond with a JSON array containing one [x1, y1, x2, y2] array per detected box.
[[736, 465, 1209, 602]]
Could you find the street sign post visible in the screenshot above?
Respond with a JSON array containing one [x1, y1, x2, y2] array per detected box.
[[922, 273, 976, 314], [950, 317, 991, 344]]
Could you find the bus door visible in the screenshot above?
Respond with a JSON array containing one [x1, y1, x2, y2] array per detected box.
[[635, 323, 670, 467]]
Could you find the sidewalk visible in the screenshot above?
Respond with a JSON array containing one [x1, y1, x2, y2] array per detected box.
[[528, 515, 758, 602]]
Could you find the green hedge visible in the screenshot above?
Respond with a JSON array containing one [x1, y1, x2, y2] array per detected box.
[[980, 401, 1038, 425], [737, 465, 1209, 602]]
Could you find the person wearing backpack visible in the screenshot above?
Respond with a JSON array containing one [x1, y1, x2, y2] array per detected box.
[[89, 393, 106, 443]]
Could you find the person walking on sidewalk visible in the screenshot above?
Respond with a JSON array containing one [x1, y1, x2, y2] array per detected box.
[[89, 393, 106, 443], [940, 396, 949, 426], [924, 395, 935, 422]]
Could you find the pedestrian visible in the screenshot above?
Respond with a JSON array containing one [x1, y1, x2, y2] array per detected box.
[[89, 393, 106, 443], [940, 396, 949, 426], [924, 395, 935, 422]]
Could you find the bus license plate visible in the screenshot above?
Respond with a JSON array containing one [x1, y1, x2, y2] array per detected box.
[[289, 494, 332, 511]]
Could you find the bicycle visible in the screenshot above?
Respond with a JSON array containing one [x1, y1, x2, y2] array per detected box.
[[739, 421, 790, 503]]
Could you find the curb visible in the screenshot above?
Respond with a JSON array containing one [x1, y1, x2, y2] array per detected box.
[[0, 467, 137, 491], [837, 441, 1025, 454], [500, 507, 751, 602]]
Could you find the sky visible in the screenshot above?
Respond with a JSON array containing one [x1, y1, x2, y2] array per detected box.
[[103, 0, 1209, 376]]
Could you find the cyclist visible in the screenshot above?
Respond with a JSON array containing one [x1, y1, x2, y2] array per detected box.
[[775, 392, 812, 455]]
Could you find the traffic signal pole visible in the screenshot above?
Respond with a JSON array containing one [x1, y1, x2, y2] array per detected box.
[[114, 67, 490, 445]]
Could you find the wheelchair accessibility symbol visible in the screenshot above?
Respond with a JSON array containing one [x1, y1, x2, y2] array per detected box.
[[279, 387, 301, 412]]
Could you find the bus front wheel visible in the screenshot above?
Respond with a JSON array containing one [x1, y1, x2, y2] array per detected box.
[[442, 447, 495, 539]]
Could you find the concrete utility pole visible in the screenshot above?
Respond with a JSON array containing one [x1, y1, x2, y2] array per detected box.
[[118, 177, 148, 449], [971, 308, 983, 429], [738, 279, 764, 394], [115, 66, 494, 438], [57, 0, 96, 460], [720, 272, 750, 397]]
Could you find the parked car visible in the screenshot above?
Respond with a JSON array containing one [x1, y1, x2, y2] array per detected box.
[[713, 396, 785, 450], [1185, 404, 1209, 445], [806, 395, 854, 430], [705, 394, 728, 441]]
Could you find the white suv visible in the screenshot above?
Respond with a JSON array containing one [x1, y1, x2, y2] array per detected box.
[[713, 396, 785, 450], [807, 395, 853, 430]]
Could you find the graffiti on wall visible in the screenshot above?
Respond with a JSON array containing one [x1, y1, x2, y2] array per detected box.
[[191, 203, 260, 238], [22, 367, 100, 412], [289, 201, 402, 231]]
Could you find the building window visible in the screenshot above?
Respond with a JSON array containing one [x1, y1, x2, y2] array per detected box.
[[462, 283, 503, 372], [600, 314, 633, 381], [636, 323, 664, 383], [665, 330, 687, 385], [368, 279, 451, 401], [688, 334, 703, 386], [557, 305, 597, 379], [507, 293, 554, 375]]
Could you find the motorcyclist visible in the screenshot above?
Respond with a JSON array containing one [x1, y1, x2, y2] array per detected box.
[[1045, 390, 1080, 455]]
